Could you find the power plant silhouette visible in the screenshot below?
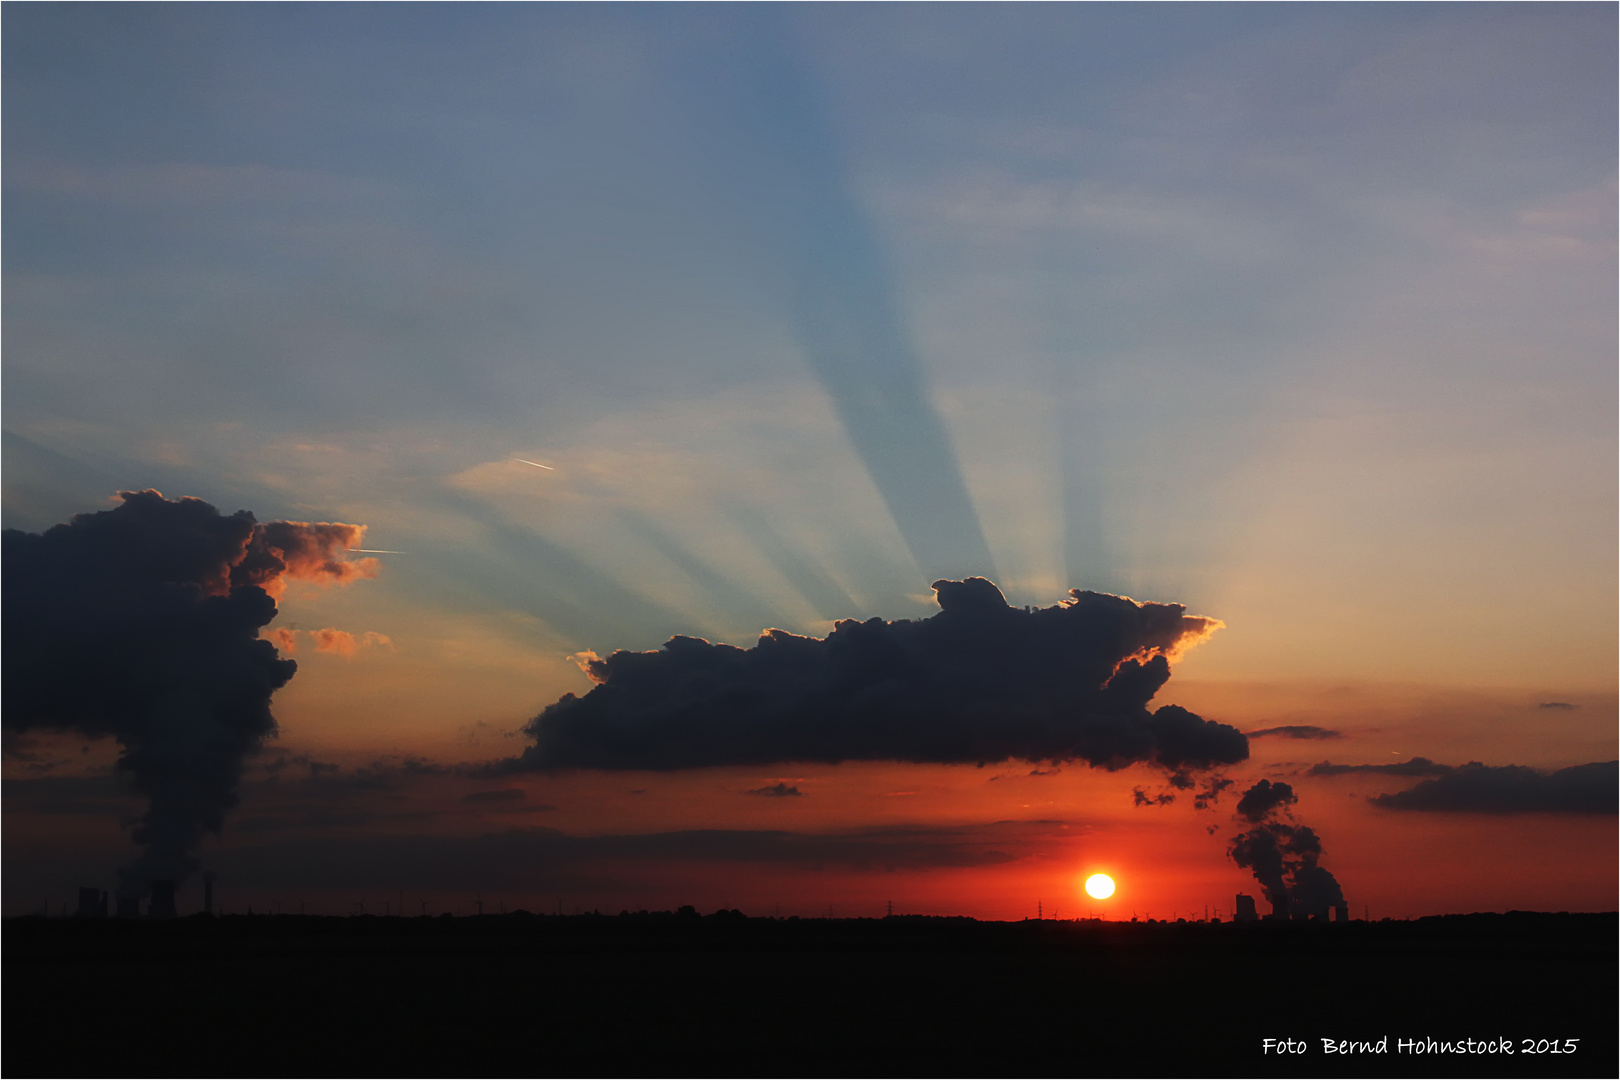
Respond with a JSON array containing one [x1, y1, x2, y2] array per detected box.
[[66, 876, 1350, 924], [1233, 892, 1351, 923], [76, 878, 186, 919]]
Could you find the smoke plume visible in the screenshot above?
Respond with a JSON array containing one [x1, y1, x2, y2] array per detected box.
[[1235, 778, 1297, 822], [502, 577, 1245, 774], [1, 490, 378, 897], [1227, 779, 1345, 919]]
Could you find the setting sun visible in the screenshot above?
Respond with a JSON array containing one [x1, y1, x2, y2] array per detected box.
[[1084, 874, 1116, 900]]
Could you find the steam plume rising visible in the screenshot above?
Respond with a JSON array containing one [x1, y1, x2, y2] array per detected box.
[[503, 577, 1245, 774], [1235, 778, 1297, 822], [1227, 779, 1344, 919], [1, 490, 376, 896]]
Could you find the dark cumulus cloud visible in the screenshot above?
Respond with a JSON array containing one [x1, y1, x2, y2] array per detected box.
[[1309, 757, 1453, 778], [500, 578, 1245, 775], [1, 490, 377, 898], [1247, 725, 1342, 740], [1228, 780, 1345, 920], [1370, 761, 1616, 815], [746, 783, 805, 798]]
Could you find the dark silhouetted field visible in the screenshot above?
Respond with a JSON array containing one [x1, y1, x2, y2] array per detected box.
[[6, 911, 1613, 1077]]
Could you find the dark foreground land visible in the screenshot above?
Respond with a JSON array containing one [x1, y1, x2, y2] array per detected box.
[[6, 910, 1615, 1078]]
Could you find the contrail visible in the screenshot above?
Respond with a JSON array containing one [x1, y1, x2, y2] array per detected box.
[[512, 458, 554, 470]]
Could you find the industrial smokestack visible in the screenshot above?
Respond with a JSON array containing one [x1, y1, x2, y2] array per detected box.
[[148, 879, 177, 919], [3, 492, 379, 899], [1233, 894, 1258, 923], [1229, 780, 1345, 922]]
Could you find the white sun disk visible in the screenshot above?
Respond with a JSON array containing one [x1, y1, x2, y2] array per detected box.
[[1084, 873, 1116, 900]]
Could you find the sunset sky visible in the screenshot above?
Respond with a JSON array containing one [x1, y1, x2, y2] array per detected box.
[[4, 4, 1614, 920]]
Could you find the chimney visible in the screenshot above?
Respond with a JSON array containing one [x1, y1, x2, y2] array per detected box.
[[1233, 893, 1258, 923], [148, 879, 178, 919]]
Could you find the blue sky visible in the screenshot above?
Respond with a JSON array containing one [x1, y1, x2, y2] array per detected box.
[[3, 3, 1614, 917], [8, 4, 1612, 680]]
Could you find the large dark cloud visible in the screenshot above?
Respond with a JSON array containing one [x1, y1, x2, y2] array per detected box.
[[1, 490, 375, 897], [500, 578, 1245, 774], [1228, 780, 1344, 919], [1370, 761, 1617, 815]]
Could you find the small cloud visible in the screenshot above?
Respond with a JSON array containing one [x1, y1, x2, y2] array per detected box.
[[310, 628, 392, 657], [1028, 768, 1061, 777], [1193, 774, 1235, 810], [1246, 726, 1342, 740], [744, 782, 804, 798], [1537, 702, 1578, 710], [269, 627, 392, 658], [1132, 787, 1175, 807], [1310, 757, 1452, 778]]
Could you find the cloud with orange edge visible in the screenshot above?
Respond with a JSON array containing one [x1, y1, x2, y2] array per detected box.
[[267, 628, 393, 657]]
